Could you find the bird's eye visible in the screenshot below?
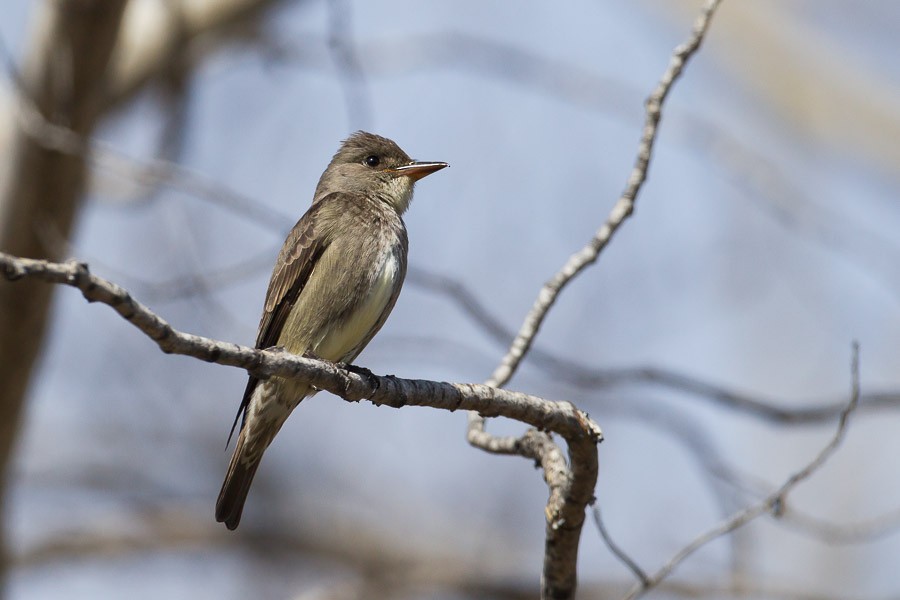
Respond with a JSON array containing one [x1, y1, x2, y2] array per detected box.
[[364, 155, 380, 167]]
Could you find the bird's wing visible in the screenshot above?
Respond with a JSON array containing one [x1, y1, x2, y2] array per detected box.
[[227, 197, 339, 445], [256, 209, 327, 350]]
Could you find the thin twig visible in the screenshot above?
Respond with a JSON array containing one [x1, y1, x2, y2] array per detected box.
[[463, 3, 724, 596], [620, 342, 862, 600], [778, 504, 900, 545], [484, 0, 724, 391], [408, 266, 900, 424], [592, 505, 649, 586], [8, 75, 292, 231]]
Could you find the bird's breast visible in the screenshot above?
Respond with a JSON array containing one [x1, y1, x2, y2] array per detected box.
[[314, 249, 401, 362]]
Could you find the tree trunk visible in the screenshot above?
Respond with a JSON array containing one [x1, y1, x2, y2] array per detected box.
[[0, 0, 127, 578]]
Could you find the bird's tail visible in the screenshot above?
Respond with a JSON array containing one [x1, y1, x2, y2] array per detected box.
[[216, 426, 263, 530]]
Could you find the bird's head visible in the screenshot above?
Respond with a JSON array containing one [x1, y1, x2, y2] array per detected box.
[[314, 131, 447, 214]]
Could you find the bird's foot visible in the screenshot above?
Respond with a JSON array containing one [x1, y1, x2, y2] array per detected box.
[[339, 363, 381, 392], [262, 345, 290, 361]]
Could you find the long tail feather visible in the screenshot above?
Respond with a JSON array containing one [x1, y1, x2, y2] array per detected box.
[[216, 427, 262, 530]]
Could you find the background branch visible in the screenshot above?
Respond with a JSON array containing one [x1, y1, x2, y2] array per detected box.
[[620, 343, 861, 600]]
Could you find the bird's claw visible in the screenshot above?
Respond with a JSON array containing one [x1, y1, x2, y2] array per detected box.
[[340, 363, 380, 392]]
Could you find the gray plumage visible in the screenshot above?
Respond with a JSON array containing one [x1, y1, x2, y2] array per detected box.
[[216, 132, 446, 530]]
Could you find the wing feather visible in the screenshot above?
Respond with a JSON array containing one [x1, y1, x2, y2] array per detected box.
[[226, 200, 332, 444]]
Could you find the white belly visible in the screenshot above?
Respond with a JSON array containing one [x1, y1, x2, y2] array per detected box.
[[315, 254, 399, 362]]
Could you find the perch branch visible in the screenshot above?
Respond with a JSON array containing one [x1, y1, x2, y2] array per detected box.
[[0, 251, 601, 600]]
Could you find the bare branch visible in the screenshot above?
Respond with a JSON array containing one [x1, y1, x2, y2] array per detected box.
[[463, 409, 597, 599], [485, 0, 723, 390], [633, 579, 887, 600], [409, 266, 900, 424], [619, 342, 862, 600], [778, 504, 900, 545], [468, 0, 724, 440], [460, 5, 724, 596], [0, 251, 602, 599], [115, 256, 900, 427], [592, 505, 649, 586], [0, 252, 600, 438], [7, 83, 293, 232], [258, 30, 900, 305]]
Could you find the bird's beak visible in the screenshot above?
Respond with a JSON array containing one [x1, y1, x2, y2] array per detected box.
[[390, 161, 448, 181]]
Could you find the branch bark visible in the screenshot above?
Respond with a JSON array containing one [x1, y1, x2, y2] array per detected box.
[[0, 251, 603, 598], [465, 1, 724, 596]]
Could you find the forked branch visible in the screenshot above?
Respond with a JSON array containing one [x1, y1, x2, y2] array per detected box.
[[0, 251, 601, 600]]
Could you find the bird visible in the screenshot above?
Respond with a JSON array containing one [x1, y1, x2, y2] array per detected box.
[[215, 131, 447, 530]]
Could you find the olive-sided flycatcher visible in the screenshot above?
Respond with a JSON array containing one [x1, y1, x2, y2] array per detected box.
[[216, 132, 447, 529]]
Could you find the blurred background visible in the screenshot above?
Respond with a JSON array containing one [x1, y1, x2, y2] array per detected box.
[[1, 0, 899, 598]]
